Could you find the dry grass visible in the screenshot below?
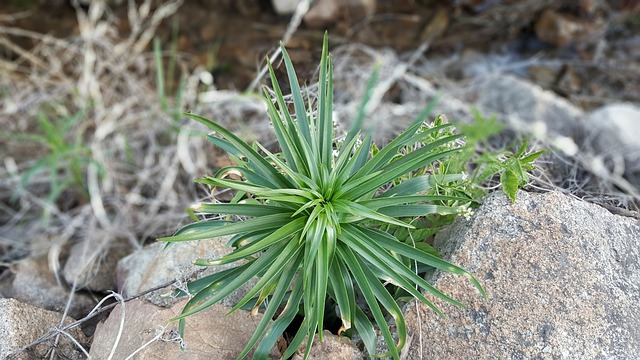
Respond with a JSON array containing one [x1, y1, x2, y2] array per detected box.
[[0, 1, 310, 357], [0, 2, 206, 355]]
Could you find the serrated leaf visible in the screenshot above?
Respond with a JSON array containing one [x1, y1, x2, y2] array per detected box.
[[501, 169, 519, 203], [520, 149, 545, 164]]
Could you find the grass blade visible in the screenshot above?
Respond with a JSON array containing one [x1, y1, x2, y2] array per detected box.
[[280, 43, 312, 147], [190, 203, 292, 217], [359, 226, 486, 299], [185, 113, 292, 188], [236, 249, 302, 360], [158, 213, 293, 242], [339, 244, 401, 359]]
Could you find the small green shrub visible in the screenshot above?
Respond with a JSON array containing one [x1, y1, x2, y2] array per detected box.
[[160, 34, 485, 359], [428, 111, 545, 204], [11, 103, 102, 222]]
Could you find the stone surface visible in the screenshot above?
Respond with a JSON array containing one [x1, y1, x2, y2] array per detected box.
[[117, 236, 254, 308], [472, 74, 584, 137], [10, 255, 96, 320], [0, 298, 87, 360], [293, 330, 364, 360], [535, 9, 605, 47], [304, 0, 375, 28], [271, 0, 301, 15], [89, 298, 280, 360], [403, 191, 640, 359], [63, 238, 131, 292], [585, 103, 640, 174]]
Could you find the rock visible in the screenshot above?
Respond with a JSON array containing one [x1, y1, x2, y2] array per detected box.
[[402, 191, 640, 359], [117, 236, 255, 308], [0, 298, 88, 360], [331, 46, 471, 145], [472, 74, 584, 137], [534, 9, 606, 47], [304, 0, 375, 28], [528, 65, 560, 89], [62, 238, 131, 292], [11, 255, 96, 320], [585, 103, 640, 175], [89, 298, 280, 359], [271, 0, 301, 15], [293, 330, 364, 360]]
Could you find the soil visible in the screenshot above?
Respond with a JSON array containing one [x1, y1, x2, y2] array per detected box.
[[2, 0, 639, 108]]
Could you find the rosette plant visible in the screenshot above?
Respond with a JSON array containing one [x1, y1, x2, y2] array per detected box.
[[159, 33, 485, 359]]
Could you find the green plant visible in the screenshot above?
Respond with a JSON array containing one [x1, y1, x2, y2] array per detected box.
[[422, 111, 544, 204], [154, 31, 186, 124], [477, 139, 544, 203], [12, 103, 101, 221], [159, 34, 485, 359]]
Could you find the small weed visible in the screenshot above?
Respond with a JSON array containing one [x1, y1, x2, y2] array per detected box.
[[153, 30, 186, 125], [10, 103, 102, 222]]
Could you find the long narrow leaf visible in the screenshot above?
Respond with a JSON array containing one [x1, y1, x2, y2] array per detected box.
[[158, 213, 293, 242], [185, 113, 291, 188], [341, 147, 460, 200], [354, 306, 377, 357], [359, 251, 407, 359], [359, 226, 486, 299], [266, 63, 311, 176], [262, 87, 298, 171], [253, 273, 304, 358], [280, 43, 312, 146], [281, 319, 309, 359], [343, 225, 459, 313], [210, 217, 305, 265], [317, 32, 333, 168], [339, 244, 401, 360], [256, 142, 320, 192], [377, 204, 459, 217], [378, 174, 465, 198], [236, 249, 301, 360], [170, 219, 231, 237], [190, 203, 292, 217], [360, 195, 471, 209], [350, 99, 440, 179], [230, 233, 303, 313], [174, 241, 289, 320], [332, 199, 412, 228], [328, 256, 355, 332]]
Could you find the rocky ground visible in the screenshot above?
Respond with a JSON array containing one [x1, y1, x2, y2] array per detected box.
[[0, 0, 639, 359]]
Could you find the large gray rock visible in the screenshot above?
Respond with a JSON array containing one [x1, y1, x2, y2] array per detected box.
[[472, 74, 584, 137], [403, 191, 640, 359], [89, 298, 280, 359], [11, 255, 96, 320], [0, 298, 88, 360], [585, 103, 640, 177]]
